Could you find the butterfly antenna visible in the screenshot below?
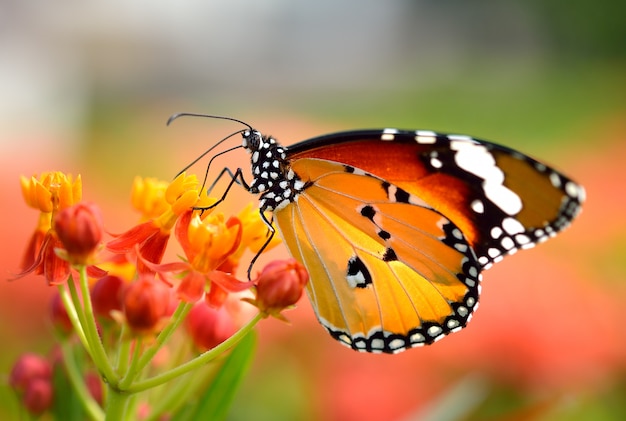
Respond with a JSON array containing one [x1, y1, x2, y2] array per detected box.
[[167, 112, 254, 131], [173, 129, 245, 178]]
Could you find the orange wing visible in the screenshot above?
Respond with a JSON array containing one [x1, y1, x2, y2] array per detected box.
[[288, 130, 584, 269], [273, 158, 481, 353]]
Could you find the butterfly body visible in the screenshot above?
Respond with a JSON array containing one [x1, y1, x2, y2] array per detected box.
[[238, 127, 584, 353]]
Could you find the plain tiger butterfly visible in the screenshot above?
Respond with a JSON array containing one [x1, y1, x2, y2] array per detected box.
[[173, 114, 585, 354]]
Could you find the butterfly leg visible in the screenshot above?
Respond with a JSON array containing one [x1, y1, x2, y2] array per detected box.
[[205, 167, 246, 195], [245, 211, 276, 281], [193, 167, 251, 213]]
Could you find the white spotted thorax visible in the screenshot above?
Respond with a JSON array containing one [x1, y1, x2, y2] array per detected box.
[[242, 129, 306, 212]]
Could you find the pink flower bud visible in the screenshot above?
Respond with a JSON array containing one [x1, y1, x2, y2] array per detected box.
[[91, 275, 125, 320], [123, 275, 170, 333], [9, 353, 52, 393], [23, 378, 53, 415], [186, 303, 236, 351], [54, 202, 104, 264], [253, 259, 308, 319]]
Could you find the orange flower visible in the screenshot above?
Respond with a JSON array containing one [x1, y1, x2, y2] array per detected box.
[[20, 172, 82, 214], [130, 176, 169, 221], [107, 173, 213, 273], [16, 172, 83, 285], [141, 210, 252, 307]]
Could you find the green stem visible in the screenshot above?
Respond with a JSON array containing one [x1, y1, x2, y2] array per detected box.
[[104, 386, 131, 421], [127, 313, 262, 394], [114, 324, 132, 374], [118, 301, 192, 389], [60, 341, 104, 421], [58, 284, 90, 354], [76, 265, 118, 383]]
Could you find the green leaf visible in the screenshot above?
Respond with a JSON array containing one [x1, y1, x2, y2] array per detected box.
[[51, 361, 86, 421], [172, 331, 257, 421]]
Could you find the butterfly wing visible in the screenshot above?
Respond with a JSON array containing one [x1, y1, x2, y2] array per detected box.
[[273, 158, 481, 353], [287, 130, 585, 269]]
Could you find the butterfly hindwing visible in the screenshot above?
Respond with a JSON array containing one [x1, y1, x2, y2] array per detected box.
[[273, 158, 481, 353]]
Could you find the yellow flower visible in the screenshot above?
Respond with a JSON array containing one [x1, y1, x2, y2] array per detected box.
[[153, 173, 215, 232], [131, 177, 169, 221], [236, 203, 282, 255], [20, 172, 82, 214], [186, 212, 242, 273], [108, 172, 217, 274]]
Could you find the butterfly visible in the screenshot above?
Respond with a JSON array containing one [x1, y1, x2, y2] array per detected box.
[[174, 114, 585, 354]]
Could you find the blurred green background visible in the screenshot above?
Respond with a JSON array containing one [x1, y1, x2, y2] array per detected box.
[[1, 1, 625, 420]]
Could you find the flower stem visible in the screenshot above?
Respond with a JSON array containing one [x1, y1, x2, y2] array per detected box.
[[60, 340, 104, 421], [76, 265, 118, 384], [118, 301, 192, 389], [104, 386, 131, 421], [58, 283, 90, 354], [127, 313, 262, 394]]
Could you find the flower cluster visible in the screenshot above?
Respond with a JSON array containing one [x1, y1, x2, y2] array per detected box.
[[10, 171, 307, 420]]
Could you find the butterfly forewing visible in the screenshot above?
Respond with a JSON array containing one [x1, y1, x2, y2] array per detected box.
[[287, 130, 584, 269], [273, 158, 481, 353]]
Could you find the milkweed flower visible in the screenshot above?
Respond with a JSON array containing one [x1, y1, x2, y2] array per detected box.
[[130, 176, 169, 221], [107, 173, 214, 273], [10, 163, 308, 421], [20, 171, 82, 214], [16, 172, 82, 285], [144, 210, 253, 307]]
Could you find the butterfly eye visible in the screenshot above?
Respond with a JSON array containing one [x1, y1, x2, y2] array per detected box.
[[242, 130, 262, 151]]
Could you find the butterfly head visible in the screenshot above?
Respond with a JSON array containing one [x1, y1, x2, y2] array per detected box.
[[241, 129, 264, 152]]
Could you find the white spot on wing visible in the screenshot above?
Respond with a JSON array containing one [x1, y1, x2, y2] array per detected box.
[[415, 130, 437, 144], [381, 128, 398, 141], [450, 140, 522, 215]]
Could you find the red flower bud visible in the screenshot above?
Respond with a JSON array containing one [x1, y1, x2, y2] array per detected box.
[[54, 202, 104, 264], [23, 378, 53, 415], [9, 353, 52, 393], [251, 259, 308, 320], [186, 303, 236, 351], [123, 275, 170, 333], [91, 275, 125, 320]]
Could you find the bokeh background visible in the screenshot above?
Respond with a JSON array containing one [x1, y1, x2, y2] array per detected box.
[[2, 1, 625, 420]]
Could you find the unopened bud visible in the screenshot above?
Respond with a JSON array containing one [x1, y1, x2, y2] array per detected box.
[[186, 303, 236, 351], [54, 202, 103, 264], [123, 275, 170, 333], [249, 259, 308, 320]]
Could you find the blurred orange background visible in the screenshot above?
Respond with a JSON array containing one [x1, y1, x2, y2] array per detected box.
[[2, 2, 625, 420]]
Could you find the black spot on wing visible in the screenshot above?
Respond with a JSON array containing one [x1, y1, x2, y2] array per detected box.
[[381, 181, 411, 203], [378, 229, 391, 240], [360, 205, 376, 220], [382, 247, 398, 262], [347, 256, 372, 288]]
